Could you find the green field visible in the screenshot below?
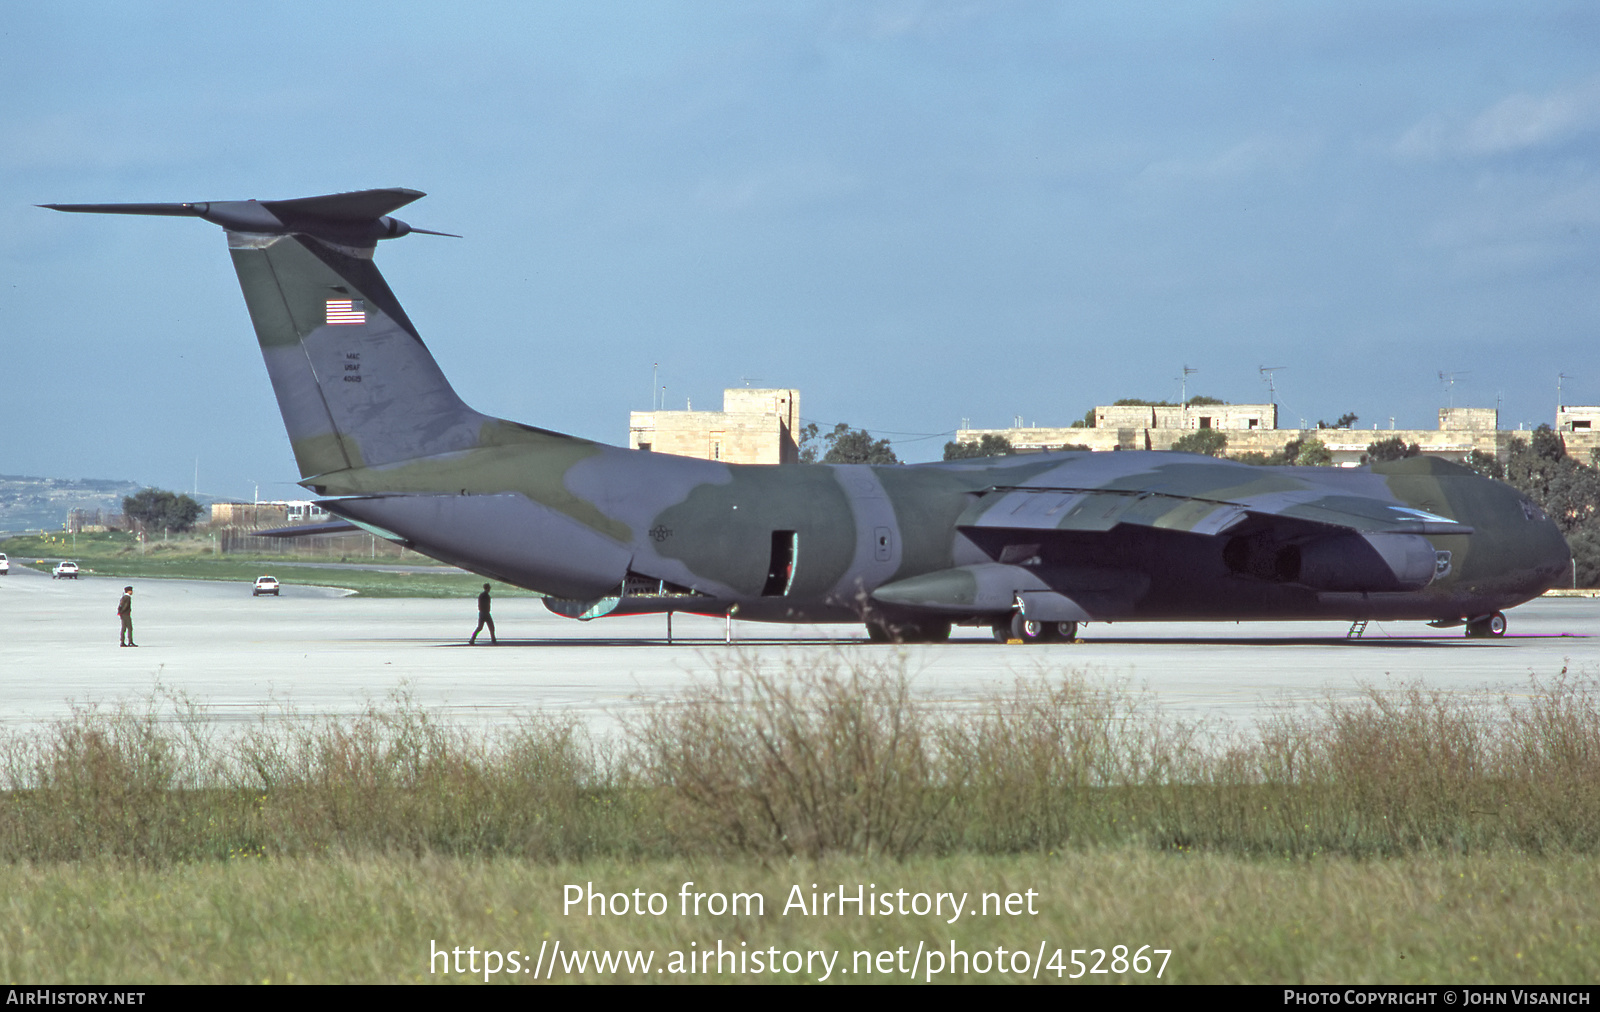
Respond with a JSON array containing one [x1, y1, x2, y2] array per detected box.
[[2, 531, 540, 598], [1, 852, 1594, 983]]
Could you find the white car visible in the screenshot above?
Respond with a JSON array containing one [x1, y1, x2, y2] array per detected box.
[[253, 575, 280, 596], [53, 561, 79, 579], [0, 553, 9, 575]]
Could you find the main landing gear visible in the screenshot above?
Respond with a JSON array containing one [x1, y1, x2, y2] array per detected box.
[[1464, 611, 1507, 638], [992, 613, 1078, 644]]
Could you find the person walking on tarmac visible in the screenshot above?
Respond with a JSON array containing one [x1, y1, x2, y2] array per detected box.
[[118, 586, 137, 647], [470, 583, 497, 645]]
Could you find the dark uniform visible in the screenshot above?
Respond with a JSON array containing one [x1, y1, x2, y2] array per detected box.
[[118, 587, 136, 646], [470, 583, 496, 645]]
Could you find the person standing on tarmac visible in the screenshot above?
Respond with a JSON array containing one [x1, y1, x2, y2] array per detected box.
[[470, 583, 497, 645], [118, 586, 136, 647]]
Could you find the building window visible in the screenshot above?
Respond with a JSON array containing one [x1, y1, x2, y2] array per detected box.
[[639, 442, 653, 451], [1199, 417, 1212, 429]]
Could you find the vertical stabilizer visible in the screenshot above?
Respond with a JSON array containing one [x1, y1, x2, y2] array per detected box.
[[228, 229, 486, 477], [42, 189, 485, 480]]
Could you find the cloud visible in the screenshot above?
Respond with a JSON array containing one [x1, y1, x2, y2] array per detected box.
[[1395, 75, 1600, 161]]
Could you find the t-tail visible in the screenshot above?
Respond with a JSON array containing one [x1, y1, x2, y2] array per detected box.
[[41, 189, 488, 483]]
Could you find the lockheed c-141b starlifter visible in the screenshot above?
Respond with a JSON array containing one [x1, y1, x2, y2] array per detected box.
[[44, 189, 1572, 641]]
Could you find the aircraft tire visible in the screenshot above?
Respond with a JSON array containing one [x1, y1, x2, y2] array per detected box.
[[992, 620, 1011, 643], [1009, 612, 1047, 643], [1465, 612, 1508, 638], [1054, 621, 1079, 642]]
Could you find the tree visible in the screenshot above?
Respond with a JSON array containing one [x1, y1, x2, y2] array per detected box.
[[1070, 407, 1095, 429], [1317, 412, 1358, 430], [122, 488, 203, 533], [1186, 395, 1226, 406], [1569, 528, 1600, 589], [810, 422, 899, 465], [1499, 435, 1600, 535], [1291, 438, 1333, 466], [1170, 429, 1228, 457], [1365, 437, 1421, 463], [1531, 423, 1566, 462], [797, 422, 821, 463], [1235, 436, 1333, 466], [943, 434, 1014, 460], [1464, 449, 1502, 479], [1480, 433, 1600, 586]]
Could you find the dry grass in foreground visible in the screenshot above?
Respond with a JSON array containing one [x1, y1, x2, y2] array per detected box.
[[1, 655, 1598, 862]]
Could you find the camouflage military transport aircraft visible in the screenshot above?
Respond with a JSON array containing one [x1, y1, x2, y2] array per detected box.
[[46, 188, 1572, 642]]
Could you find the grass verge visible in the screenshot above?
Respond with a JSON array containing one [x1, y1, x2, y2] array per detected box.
[[1, 656, 1598, 863], [4, 657, 1599, 982], [4, 531, 537, 598], [0, 853, 1595, 983]]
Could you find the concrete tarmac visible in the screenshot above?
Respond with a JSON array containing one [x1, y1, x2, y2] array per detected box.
[[2, 563, 1595, 736]]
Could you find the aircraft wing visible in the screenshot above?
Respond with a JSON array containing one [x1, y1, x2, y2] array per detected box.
[[957, 484, 1474, 538]]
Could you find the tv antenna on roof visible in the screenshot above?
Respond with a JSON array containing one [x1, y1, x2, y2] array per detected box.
[[1438, 370, 1469, 408], [1178, 365, 1198, 405], [1259, 366, 1286, 404]]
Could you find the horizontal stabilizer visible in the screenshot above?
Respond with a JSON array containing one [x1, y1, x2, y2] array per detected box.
[[260, 189, 424, 221], [41, 188, 456, 244]]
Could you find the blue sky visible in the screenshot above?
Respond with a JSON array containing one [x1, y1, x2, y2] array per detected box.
[[5, 1, 1598, 501]]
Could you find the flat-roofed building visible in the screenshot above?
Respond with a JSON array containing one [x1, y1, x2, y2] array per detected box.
[[210, 501, 328, 528], [1440, 407, 1499, 431], [1094, 403, 1277, 431], [1558, 406, 1600, 433], [958, 404, 1526, 464], [629, 388, 801, 464]]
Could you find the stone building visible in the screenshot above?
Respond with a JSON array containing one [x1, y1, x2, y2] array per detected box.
[[1557, 406, 1600, 462], [629, 388, 801, 464], [210, 501, 328, 528], [1095, 402, 1278, 431], [958, 405, 1529, 465]]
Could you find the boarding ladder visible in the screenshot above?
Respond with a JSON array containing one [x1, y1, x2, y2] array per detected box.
[[1346, 619, 1369, 639]]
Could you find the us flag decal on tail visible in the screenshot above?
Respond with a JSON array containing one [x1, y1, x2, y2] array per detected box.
[[326, 299, 366, 325]]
